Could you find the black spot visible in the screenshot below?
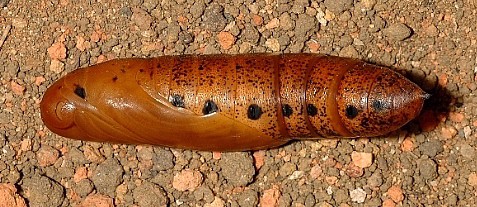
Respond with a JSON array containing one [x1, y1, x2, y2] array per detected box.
[[139, 69, 145, 73], [202, 100, 218, 115], [74, 85, 86, 99], [170, 94, 185, 108], [247, 104, 262, 120], [345, 105, 359, 119], [307, 104, 317, 116], [112, 76, 118, 82], [198, 64, 204, 70], [282, 104, 293, 117], [372, 100, 385, 111], [235, 64, 243, 71]]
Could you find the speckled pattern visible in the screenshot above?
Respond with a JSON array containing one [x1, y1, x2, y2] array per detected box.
[[40, 54, 425, 150], [306, 56, 354, 137], [337, 64, 426, 136], [278, 54, 316, 137]]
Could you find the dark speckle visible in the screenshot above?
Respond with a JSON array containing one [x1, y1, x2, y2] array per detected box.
[[307, 104, 317, 116], [74, 85, 86, 99], [169, 94, 185, 108], [248, 104, 262, 120], [203, 100, 218, 115], [235, 64, 243, 71], [282, 104, 293, 117], [345, 105, 359, 119], [112, 76, 118, 82], [120, 68, 126, 73]]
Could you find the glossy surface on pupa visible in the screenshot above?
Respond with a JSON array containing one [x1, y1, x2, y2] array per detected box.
[[40, 54, 426, 151]]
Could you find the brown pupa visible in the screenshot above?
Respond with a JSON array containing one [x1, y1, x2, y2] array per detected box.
[[40, 54, 427, 151]]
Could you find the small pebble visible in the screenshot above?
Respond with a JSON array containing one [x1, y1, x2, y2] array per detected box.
[[203, 4, 227, 32], [383, 23, 412, 41], [449, 112, 465, 122], [419, 158, 437, 179], [89, 30, 103, 42], [310, 165, 323, 179], [0, 183, 26, 207], [252, 151, 265, 170], [288, 171, 304, 180], [212, 151, 222, 160], [265, 18, 280, 29], [237, 190, 258, 206], [463, 126, 472, 138], [91, 158, 124, 197], [324, 0, 354, 14], [441, 126, 458, 139], [339, 45, 359, 59], [279, 13, 294, 30], [382, 199, 396, 207], [47, 42, 67, 60], [10, 81, 25, 95], [83, 146, 105, 163], [217, 31, 235, 50], [345, 163, 364, 177], [252, 14, 263, 26], [401, 138, 415, 152], [36, 145, 59, 167], [351, 151, 373, 168], [219, 152, 255, 186], [49, 59, 65, 73], [367, 172, 383, 188], [460, 144, 476, 159], [316, 8, 327, 26], [307, 40, 320, 52], [22, 175, 65, 207], [73, 167, 88, 183], [265, 38, 280, 52], [75, 36, 89, 51], [72, 180, 94, 198], [279, 162, 297, 177], [349, 188, 366, 203], [259, 185, 280, 207], [419, 140, 443, 157], [133, 182, 168, 207], [34, 76, 46, 86], [131, 7, 152, 30], [295, 14, 316, 40], [325, 176, 338, 185], [468, 172, 477, 186], [386, 185, 404, 202], [172, 169, 203, 191]]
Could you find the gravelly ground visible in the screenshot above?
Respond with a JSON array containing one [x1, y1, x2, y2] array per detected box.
[[0, 0, 476, 206]]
